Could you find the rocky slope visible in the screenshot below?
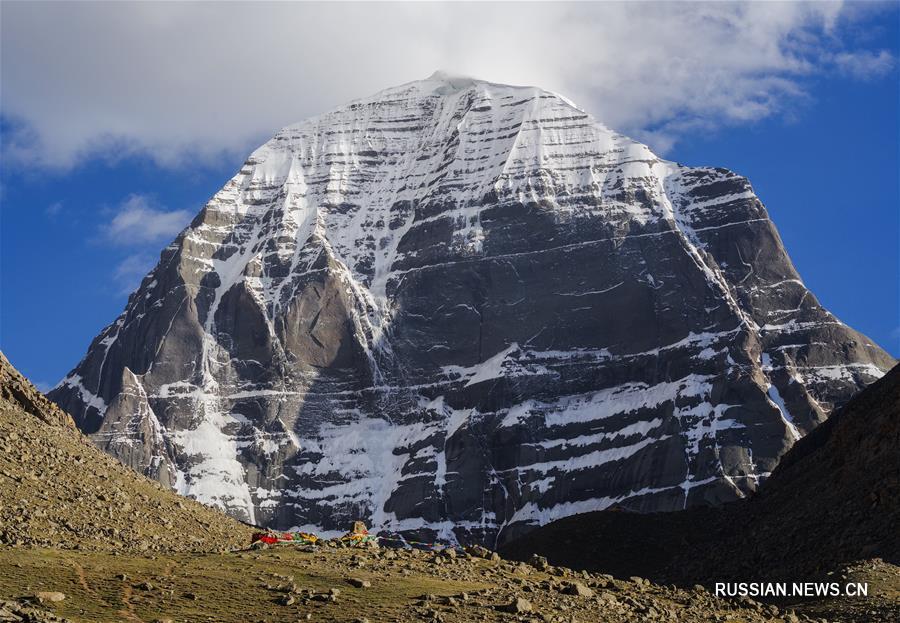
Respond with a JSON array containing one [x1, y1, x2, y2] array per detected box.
[[0, 351, 254, 552], [728, 361, 900, 578], [49, 72, 895, 545], [1, 352, 73, 429], [501, 363, 900, 583]]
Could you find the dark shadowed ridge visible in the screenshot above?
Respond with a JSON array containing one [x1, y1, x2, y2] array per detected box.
[[500, 364, 900, 584]]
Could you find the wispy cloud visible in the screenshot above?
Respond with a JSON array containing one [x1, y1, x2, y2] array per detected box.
[[45, 201, 63, 218], [97, 194, 190, 294], [103, 194, 191, 246], [832, 50, 895, 80], [112, 252, 157, 295], [1, 2, 895, 167]]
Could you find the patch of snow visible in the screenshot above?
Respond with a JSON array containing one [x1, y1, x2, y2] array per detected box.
[[761, 353, 800, 442]]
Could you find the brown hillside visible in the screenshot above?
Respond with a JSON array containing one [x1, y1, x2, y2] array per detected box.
[[0, 351, 255, 552], [0, 352, 74, 429]]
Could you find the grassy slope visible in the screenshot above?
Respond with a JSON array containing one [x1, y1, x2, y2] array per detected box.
[[0, 544, 793, 623]]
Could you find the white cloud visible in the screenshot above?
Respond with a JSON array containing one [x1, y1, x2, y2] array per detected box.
[[100, 194, 190, 293], [0, 1, 895, 167], [833, 50, 895, 80], [104, 194, 191, 246], [112, 252, 157, 295]]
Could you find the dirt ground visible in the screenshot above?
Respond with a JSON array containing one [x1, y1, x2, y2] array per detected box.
[[3, 543, 898, 623]]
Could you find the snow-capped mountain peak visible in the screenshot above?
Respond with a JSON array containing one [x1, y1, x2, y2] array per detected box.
[[51, 74, 895, 545]]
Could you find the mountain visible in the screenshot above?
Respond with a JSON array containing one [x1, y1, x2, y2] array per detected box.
[[500, 362, 900, 583], [0, 351, 254, 551], [49, 72, 895, 545]]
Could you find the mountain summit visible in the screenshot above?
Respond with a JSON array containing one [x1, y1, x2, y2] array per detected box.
[[50, 74, 895, 545]]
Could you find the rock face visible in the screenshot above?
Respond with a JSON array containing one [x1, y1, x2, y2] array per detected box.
[[500, 363, 900, 582], [49, 72, 895, 545]]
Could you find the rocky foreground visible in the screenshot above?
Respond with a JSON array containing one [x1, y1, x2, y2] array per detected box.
[[4, 541, 899, 623]]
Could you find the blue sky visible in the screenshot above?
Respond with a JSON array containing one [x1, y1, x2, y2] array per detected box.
[[1, 2, 898, 388]]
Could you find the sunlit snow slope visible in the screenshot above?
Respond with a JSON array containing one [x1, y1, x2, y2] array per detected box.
[[50, 72, 895, 546]]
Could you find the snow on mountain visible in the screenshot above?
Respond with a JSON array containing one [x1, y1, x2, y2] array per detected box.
[[50, 72, 895, 545]]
